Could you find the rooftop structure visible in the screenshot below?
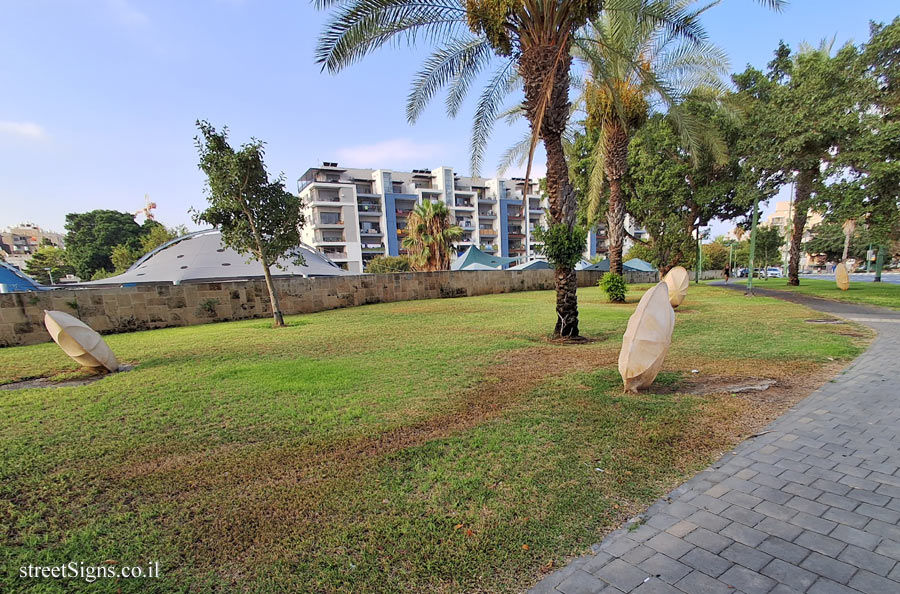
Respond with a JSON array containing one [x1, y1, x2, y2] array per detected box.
[[0, 223, 65, 269], [80, 229, 350, 286]]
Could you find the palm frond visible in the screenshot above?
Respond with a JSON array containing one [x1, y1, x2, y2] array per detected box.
[[406, 36, 494, 123], [315, 0, 468, 73], [469, 59, 519, 176]]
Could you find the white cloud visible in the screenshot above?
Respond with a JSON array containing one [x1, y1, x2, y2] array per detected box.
[[107, 0, 150, 26], [0, 121, 48, 141], [335, 138, 446, 169]]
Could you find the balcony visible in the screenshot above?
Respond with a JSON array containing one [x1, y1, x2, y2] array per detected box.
[[361, 243, 384, 252], [322, 250, 348, 260], [316, 232, 345, 243], [478, 211, 496, 218], [360, 227, 383, 236], [396, 208, 413, 217], [454, 199, 474, 208], [480, 244, 496, 252], [456, 219, 475, 230], [311, 189, 342, 203], [508, 227, 524, 237], [479, 228, 496, 236], [507, 212, 524, 220], [357, 203, 382, 215], [354, 183, 375, 195], [318, 213, 343, 226]]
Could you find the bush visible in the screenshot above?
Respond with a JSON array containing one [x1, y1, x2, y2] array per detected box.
[[533, 223, 587, 269], [599, 272, 627, 303], [366, 255, 411, 273]]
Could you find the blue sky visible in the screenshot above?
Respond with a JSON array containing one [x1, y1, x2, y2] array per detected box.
[[1, 0, 897, 237]]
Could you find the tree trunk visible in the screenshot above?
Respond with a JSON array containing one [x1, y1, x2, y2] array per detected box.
[[604, 124, 629, 278], [554, 266, 578, 337], [519, 44, 579, 337], [261, 261, 285, 327], [788, 169, 814, 286]]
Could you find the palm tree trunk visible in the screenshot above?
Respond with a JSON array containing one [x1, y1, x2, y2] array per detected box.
[[604, 123, 629, 279], [788, 168, 814, 286], [520, 44, 579, 337]]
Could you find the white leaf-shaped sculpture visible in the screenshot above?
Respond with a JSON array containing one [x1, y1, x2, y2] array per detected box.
[[835, 262, 850, 291], [663, 266, 690, 308], [618, 282, 675, 393], [44, 310, 119, 372]]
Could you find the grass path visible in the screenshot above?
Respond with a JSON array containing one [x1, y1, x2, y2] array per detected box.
[[0, 285, 869, 592]]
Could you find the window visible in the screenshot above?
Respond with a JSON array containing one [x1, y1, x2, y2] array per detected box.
[[319, 212, 341, 225]]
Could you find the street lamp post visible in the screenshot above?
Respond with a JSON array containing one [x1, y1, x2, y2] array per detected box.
[[748, 195, 760, 295], [44, 267, 54, 285]]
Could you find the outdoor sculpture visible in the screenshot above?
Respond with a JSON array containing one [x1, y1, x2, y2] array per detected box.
[[835, 262, 850, 291], [618, 282, 675, 393], [663, 266, 690, 308], [43, 310, 119, 372]]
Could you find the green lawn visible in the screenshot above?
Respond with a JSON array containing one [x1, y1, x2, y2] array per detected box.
[[729, 277, 900, 310], [0, 285, 868, 593]]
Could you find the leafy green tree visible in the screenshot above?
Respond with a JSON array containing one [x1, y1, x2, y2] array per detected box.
[[805, 221, 872, 263], [621, 107, 754, 274], [701, 241, 729, 270], [366, 255, 412, 273], [576, 0, 735, 276], [402, 200, 463, 271], [107, 224, 188, 274], [734, 40, 859, 285], [818, 19, 900, 281], [64, 210, 154, 278], [22, 246, 75, 284], [192, 121, 306, 328]]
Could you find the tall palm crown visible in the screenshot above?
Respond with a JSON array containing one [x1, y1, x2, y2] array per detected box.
[[315, 0, 782, 333], [575, 0, 734, 278], [402, 200, 463, 271]]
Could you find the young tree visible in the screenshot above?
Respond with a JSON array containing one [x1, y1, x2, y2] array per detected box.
[[192, 121, 305, 327], [22, 246, 75, 284], [402, 200, 463, 271], [734, 40, 859, 286]]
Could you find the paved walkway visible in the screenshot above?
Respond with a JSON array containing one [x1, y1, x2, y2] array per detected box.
[[531, 287, 900, 594]]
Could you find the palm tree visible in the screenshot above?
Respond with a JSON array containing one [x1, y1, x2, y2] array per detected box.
[[402, 200, 463, 271], [315, 0, 781, 333], [576, 0, 741, 282]]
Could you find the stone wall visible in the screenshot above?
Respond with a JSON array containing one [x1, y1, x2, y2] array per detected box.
[[0, 269, 658, 347]]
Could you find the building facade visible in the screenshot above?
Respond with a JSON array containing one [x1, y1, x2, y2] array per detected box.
[[765, 200, 824, 271], [297, 164, 552, 273], [0, 223, 66, 270]]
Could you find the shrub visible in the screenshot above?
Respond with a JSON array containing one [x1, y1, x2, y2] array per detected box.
[[533, 223, 587, 269], [599, 272, 627, 303], [366, 255, 412, 273]]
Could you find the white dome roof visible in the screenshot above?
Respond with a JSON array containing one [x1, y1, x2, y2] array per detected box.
[[81, 229, 351, 286]]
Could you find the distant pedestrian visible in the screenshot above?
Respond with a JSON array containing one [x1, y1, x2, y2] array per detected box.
[[724, 265, 731, 284]]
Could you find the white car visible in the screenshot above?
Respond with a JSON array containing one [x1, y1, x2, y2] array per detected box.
[[765, 267, 783, 278]]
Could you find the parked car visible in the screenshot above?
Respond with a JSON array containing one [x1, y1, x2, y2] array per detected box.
[[765, 267, 783, 278]]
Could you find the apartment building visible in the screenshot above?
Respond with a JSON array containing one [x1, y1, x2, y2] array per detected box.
[[765, 200, 824, 270], [297, 163, 551, 273], [0, 223, 65, 269]]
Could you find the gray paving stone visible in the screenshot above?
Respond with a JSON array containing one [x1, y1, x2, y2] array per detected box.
[[760, 558, 819, 591], [838, 544, 895, 576], [557, 569, 609, 594], [856, 502, 900, 523], [683, 527, 732, 554], [620, 545, 656, 565], [822, 507, 870, 529], [848, 569, 900, 594], [758, 537, 811, 565], [720, 504, 766, 527], [755, 518, 804, 542], [788, 511, 837, 535], [674, 570, 733, 594], [680, 546, 733, 578], [665, 520, 696, 538], [720, 542, 773, 571], [800, 551, 857, 584], [794, 530, 847, 557], [631, 577, 681, 594], [807, 578, 862, 594], [720, 522, 767, 547], [637, 553, 691, 584], [720, 565, 776, 594], [830, 523, 881, 551], [594, 559, 650, 592], [644, 533, 693, 559]]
